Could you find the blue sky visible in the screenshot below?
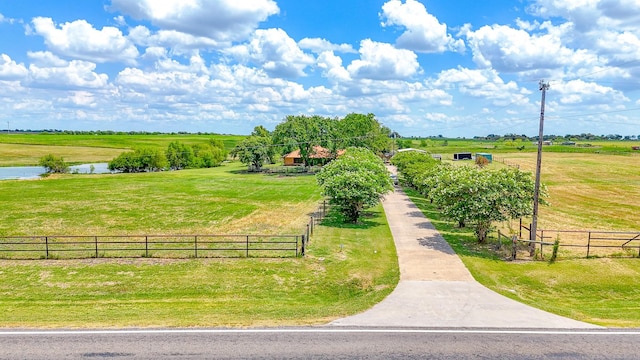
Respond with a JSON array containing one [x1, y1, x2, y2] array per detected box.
[[0, 0, 639, 137]]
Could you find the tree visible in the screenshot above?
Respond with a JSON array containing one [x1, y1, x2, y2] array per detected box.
[[317, 147, 393, 222], [428, 166, 545, 243], [231, 136, 272, 171], [166, 141, 195, 170], [250, 126, 276, 164], [273, 115, 332, 167], [335, 113, 391, 155], [39, 154, 69, 174], [108, 148, 167, 173]]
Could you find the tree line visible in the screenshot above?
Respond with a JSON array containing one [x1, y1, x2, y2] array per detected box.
[[108, 139, 227, 173], [391, 150, 546, 243], [231, 113, 393, 171]]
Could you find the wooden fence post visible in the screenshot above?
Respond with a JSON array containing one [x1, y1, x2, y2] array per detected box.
[[45, 236, 49, 259], [246, 235, 250, 258], [301, 235, 305, 256], [587, 232, 591, 258], [95, 236, 98, 258], [194, 235, 198, 258]]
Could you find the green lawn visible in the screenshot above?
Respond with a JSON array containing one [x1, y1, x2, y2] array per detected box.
[[0, 205, 397, 328], [0, 162, 398, 328]]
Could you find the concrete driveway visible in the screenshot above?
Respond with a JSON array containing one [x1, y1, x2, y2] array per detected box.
[[330, 169, 600, 328]]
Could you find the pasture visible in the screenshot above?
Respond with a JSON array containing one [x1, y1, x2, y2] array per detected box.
[[0, 157, 398, 327], [1, 134, 638, 327]]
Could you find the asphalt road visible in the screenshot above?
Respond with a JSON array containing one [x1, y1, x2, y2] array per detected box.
[[1, 328, 639, 359]]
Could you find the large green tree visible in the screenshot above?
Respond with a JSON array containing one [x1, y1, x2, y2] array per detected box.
[[428, 166, 544, 243], [272, 115, 333, 166], [336, 113, 391, 155], [317, 147, 393, 222], [231, 136, 272, 171]]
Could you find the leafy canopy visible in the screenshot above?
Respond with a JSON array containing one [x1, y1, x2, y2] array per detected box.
[[317, 147, 393, 222]]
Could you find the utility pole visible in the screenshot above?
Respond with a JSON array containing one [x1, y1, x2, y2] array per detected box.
[[530, 80, 550, 251]]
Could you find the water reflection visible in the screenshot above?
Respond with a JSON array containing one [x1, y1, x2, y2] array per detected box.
[[0, 163, 111, 180]]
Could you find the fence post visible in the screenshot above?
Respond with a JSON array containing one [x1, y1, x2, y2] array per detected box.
[[587, 232, 591, 258], [145, 236, 148, 258], [519, 218, 522, 238], [45, 236, 49, 259], [301, 235, 305, 256], [194, 235, 198, 258], [306, 224, 310, 243], [323, 200, 327, 217], [95, 236, 98, 258], [540, 230, 545, 259], [511, 235, 518, 260], [246, 235, 250, 258], [310, 216, 314, 235]]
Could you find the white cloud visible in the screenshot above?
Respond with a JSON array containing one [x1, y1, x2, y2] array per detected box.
[[0, 54, 28, 80], [317, 51, 351, 83], [465, 23, 583, 72], [227, 28, 315, 78], [109, 0, 279, 42], [434, 67, 532, 106], [27, 51, 68, 67], [27, 60, 110, 89], [298, 38, 355, 54], [380, 0, 465, 53], [30, 17, 139, 63], [128, 26, 222, 53], [347, 39, 419, 80], [553, 79, 629, 106]]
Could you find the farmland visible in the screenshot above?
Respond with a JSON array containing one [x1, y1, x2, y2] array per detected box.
[[0, 134, 639, 327]]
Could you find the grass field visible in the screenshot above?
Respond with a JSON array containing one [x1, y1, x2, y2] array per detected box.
[[401, 138, 640, 156], [0, 162, 321, 236], [0, 205, 398, 328], [0, 133, 243, 166], [0, 159, 398, 327], [1, 136, 638, 328]]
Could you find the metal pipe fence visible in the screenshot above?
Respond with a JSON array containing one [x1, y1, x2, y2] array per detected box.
[[514, 222, 640, 259], [0, 201, 331, 260], [0, 234, 302, 259]]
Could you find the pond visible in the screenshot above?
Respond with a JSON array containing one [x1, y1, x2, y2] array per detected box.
[[0, 163, 112, 180]]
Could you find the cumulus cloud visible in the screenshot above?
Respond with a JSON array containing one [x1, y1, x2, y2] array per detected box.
[[317, 51, 351, 83], [298, 38, 356, 54], [553, 79, 629, 106], [434, 67, 531, 106], [30, 17, 139, 63], [380, 0, 465, 53], [531, 0, 640, 32], [465, 23, 588, 73], [0, 54, 28, 80], [27, 60, 110, 89], [128, 25, 221, 53], [347, 39, 419, 80], [109, 0, 279, 42], [227, 28, 315, 79]]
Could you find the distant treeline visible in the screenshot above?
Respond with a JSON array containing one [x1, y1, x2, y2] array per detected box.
[[5, 129, 639, 141], [5, 129, 227, 136]]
